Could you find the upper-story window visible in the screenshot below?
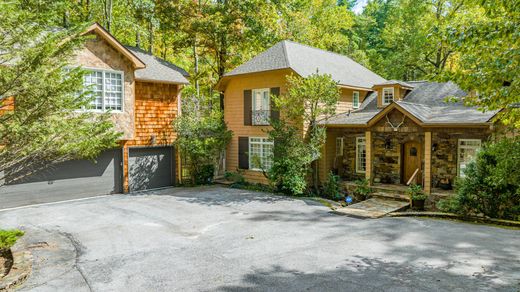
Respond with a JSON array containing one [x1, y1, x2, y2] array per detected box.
[[83, 69, 124, 111], [382, 87, 394, 105], [352, 91, 360, 109], [252, 88, 270, 125]]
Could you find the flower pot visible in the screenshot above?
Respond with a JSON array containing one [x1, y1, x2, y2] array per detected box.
[[411, 199, 425, 211]]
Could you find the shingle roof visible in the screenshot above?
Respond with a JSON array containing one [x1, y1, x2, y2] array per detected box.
[[321, 81, 498, 126], [373, 80, 415, 88], [125, 46, 189, 84], [224, 40, 386, 89]]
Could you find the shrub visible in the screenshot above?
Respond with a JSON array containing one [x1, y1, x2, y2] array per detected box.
[[323, 171, 343, 200], [224, 171, 245, 184], [194, 164, 215, 185], [352, 179, 372, 201], [0, 229, 24, 250], [437, 137, 520, 221], [407, 184, 427, 201]]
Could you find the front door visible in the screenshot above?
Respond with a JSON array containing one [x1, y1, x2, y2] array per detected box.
[[403, 141, 421, 185]]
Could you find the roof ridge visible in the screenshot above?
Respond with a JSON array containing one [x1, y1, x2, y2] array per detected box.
[[283, 40, 358, 64], [281, 40, 291, 68]]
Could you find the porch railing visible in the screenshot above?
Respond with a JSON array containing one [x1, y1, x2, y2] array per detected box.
[[252, 110, 270, 126]]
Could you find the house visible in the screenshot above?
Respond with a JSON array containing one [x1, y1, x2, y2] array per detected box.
[[320, 80, 498, 195], [217, 40, 499, 195], [0, 23, 189, 206], [216, 40, 385, 184]]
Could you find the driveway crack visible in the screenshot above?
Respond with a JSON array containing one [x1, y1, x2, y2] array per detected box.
[[62, 232, 94, 292]]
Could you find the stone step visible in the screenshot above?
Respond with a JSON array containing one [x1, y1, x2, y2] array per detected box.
[[333, 198, 410, 219], [370, 192, 409, 202]]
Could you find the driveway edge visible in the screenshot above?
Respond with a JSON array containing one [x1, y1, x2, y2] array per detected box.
[[389, 211, 520, 228]]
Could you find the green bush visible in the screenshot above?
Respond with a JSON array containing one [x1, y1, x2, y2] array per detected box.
[[352, 179, 372, 201], [224, 171, 245, 184], [437, 138, 520, 221], [0, 229, 24, 250], [407, 184, 427, 201], [194, 164, 215, 185], [323, 171, 343, 200]]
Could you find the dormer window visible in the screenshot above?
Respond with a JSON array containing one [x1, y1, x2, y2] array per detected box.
[[352, 91, 360, 109], [382, 87, 394, 105]]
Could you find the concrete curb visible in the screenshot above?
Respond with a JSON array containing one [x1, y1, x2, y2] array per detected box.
[[0, 242, 32, 291], [389, 211, 520, 228]]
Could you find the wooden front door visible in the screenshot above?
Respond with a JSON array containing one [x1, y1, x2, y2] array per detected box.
[[403, 141, 422, 185]]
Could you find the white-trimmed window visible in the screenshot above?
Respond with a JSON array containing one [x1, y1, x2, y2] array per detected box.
[[382, 87, 394, 105], [83, 69, 124, 111], [356, 137, 366, 173], [352, 91, 360, 109], [252, 88, 270, 125], [249, 137, 274, 171], [458, 139, 481, 177], [336, 137, 344, 157]]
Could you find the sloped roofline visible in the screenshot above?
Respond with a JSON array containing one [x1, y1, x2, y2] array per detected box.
[[83, 23, 146, 69]]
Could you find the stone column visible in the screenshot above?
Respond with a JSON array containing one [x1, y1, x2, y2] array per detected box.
[[424, 131, 432, 194], [365, 130, 372, 184]]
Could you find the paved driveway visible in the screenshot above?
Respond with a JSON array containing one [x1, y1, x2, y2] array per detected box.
[[1, 186, 519, 291]]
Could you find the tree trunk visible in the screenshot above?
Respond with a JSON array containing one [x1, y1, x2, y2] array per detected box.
[[104, 0, 112, 33], [193, 39, 200, 98]]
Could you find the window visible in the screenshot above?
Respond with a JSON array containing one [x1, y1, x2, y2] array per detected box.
[[83, 69, 123, 111], [382, 87, 394, 105], [352, 91, 360, 109], [336, 137, 344, 157], [458, 139, 481, 177], [249, 137, 274, 171], [252, 88, 270, 125], [356, 137, 366, 173]]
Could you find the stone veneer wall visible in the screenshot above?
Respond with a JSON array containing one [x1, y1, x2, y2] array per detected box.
[[340, 132, 367, 181], [431, 128, 491, 188]]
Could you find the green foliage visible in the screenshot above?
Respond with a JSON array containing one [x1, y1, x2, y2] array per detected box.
[[224, 171, 245, 184], [407, 184, 427, 201], [194, 164, 215, 185], [0, 2, 120, 185], [173, 110, 232, 185], [352, 179, 372, 201], [438, 138, 520, 221], [322, 171, 343, 201], [0, 229, 24, 250]]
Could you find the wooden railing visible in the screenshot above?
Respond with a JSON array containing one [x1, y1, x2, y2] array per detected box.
[[406, 168, 420, 186]]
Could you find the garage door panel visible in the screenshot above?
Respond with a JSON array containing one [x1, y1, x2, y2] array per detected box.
[[0, 149, 122, 209], [129, 147, 174, 192]]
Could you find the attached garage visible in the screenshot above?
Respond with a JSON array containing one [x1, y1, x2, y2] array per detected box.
[[128, 146, 176, 192], [0, 149, 123, 209]]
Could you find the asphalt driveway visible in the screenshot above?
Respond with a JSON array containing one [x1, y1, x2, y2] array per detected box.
[[1, 186, 519, 291]]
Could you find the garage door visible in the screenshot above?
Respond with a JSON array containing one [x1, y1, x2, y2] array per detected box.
[[0, 149, 123, 209], [128, 146, 175, 192]]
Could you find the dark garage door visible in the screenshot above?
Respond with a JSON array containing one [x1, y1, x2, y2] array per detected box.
[[129, 146, 175, 192], [0, 149, 123, 209]]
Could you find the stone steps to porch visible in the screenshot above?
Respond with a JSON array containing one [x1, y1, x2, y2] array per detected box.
[[333, 197, 410, 219], [370, 192, 409, 202]]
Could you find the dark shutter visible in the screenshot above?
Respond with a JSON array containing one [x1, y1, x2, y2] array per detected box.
[[244, 90, 252, 126], [238, 137, 249, 169], [270, 87, 280, 122]]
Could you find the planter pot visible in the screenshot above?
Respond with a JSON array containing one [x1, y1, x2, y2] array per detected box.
[[411, 199, 425, 211]]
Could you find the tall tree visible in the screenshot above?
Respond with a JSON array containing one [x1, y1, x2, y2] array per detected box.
[[0, 1, 120, 185]]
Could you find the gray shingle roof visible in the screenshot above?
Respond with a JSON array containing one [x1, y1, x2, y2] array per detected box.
[[225, 40, 386, 89], [374, 80, 415, 88], [125, 46, 189, 84], [322, 81, 498, 126]]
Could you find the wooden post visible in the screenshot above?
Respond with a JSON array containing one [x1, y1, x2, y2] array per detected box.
[[424, 131, 432, 194], [365, 130, 372, 184], [122, 141, 129, 193]]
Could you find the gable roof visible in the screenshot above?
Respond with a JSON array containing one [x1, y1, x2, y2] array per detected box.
[[373, 80, 415, 89], [125, 46, 190, 84], [322, 81, 499, 127], [84, 23, 145, 69], [223, 40, 386, 90]]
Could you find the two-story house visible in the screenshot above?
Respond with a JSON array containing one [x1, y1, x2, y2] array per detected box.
[[218, 40, 499, 197], [0, 23, 189, 207]]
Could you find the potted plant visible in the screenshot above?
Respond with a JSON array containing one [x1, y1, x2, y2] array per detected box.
[[406, 184, 428, 210]]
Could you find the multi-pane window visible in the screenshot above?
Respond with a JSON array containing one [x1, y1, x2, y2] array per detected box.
[[252, 88, 270, 125], [352, 91, 360, 109], [382, 87, 394, 105], [249, 137, 274, 171], [458, 139, 481, 177], [83, 69, 123, 111], [356, 137, 366, 173], [336, 137, 344, 157]]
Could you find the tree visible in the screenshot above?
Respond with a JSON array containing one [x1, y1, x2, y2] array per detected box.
[[0, 2, 120, 186], [267, 73, 340, 194], [441, 0, 520, 128]]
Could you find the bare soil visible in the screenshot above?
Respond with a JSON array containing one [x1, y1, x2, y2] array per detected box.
[[0, 248, 13, 278]]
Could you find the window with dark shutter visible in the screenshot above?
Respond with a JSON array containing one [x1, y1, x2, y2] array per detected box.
[[270, 87, 280, 122], [238, 137, 249, 169], [244, 90, 252, 126]]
